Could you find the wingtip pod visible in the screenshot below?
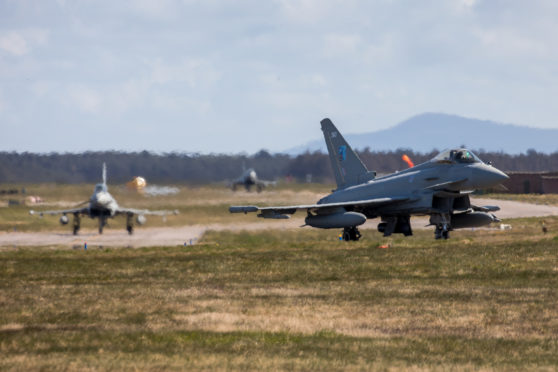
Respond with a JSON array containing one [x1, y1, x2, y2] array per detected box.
[[229, 206, 259, 214]]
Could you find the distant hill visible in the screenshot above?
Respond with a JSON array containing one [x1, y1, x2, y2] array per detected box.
[[287, 113, 558, 154]]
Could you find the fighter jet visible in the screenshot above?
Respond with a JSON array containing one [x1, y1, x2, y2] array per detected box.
[[230, 118, 508, 240], [231, 167, 276, 192], [30, 163, 177, 235]]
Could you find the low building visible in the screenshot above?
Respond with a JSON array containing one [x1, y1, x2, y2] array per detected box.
[[502, 172, 558, 194]]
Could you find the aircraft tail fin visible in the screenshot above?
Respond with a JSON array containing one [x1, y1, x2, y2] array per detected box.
[[320, 118, 375, 189], [102, 162, 107, 185]]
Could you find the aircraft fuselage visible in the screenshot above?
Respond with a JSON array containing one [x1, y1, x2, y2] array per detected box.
[[319, 160, 507, 217]]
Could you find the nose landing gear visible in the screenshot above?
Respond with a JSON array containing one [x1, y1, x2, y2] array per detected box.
[[434, 224, 450, 240], [431, 213, 451, 240], [98, 216, 109, 234]]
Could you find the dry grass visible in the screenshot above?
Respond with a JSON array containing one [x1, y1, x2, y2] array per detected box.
[[1, 183, 558, 369], [484, 192, 558, 206], [1, 223, 558, 370]]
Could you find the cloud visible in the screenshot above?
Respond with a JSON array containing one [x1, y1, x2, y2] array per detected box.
[[66, 85, 103, 113], [459, 0, 478, 10], [0, 32, 28, 56], [0, 88, 5, 112], [0, 29, 49, 56], [148, 58, 222, 88], [473, 27, 549, 59], [322, 33, 361, 57], [3, 0, 558, 153], [276, 0, 349, 23], [126, 0, 186, 20]]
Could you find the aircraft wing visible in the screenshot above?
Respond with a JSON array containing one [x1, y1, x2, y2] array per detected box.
[[230, 196, 408, 218], [30, 207, 89, 216], [114, 207, 179, 216]]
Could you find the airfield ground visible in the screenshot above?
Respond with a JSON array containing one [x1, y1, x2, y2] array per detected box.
[[1, 185, 557, 370]]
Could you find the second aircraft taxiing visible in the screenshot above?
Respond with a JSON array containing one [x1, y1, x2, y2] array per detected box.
[[230, 118, 508, 240], [30, 163, 177, 235]]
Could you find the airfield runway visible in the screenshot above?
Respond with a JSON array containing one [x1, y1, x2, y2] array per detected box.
[[1, 197, 557, 248]]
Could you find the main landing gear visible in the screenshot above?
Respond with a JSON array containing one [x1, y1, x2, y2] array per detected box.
[[126, 213, 134, 235], [72, 213, 81, 235], [341, 226, 361, 242]]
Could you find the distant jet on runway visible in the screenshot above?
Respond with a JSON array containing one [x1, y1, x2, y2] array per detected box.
[[30, 163, 177, 235], [230, 118, 508, 241], [231, 167, 275, 192]]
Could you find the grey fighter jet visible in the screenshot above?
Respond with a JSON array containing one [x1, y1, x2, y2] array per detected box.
[[230, 118, 508, 241], [30, 163, 177, 235], [231, 168, 276, 192]]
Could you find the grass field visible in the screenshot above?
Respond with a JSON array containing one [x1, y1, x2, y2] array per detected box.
[[1, 184, 558, 370], [480, 193, 558, 206], [1, 225, 558, 369]]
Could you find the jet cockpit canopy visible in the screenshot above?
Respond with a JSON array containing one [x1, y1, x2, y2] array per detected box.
[[94, 183, 108, 193], [431, 149, 482, 164]]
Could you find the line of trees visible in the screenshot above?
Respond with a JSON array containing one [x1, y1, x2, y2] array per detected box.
[[0, 149, 557, 184]]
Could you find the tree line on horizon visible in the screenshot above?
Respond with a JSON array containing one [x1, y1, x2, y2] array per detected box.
[[0, 149, 557, 184]]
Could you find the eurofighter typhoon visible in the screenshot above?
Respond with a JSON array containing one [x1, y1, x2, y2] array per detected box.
[[231, 168, 276, 192], [30, 163, 178, 235], [230, 118, 508, 241]]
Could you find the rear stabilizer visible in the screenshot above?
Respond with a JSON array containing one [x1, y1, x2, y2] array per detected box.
[[321, 118, 375, 189]]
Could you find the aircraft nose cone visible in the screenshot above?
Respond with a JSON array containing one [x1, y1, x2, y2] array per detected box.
[[474, 165, 509, 188]]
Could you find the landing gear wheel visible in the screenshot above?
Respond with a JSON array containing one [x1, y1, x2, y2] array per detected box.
[[72, 214, 81, 235], [342, 226, 361, 242], [126, 214, 134, 235], [435, 224, 450, 240]]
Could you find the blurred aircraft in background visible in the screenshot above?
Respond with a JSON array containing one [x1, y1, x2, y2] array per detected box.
[[231, 167, 276, 192], [230, 118, 508, 241], [30, 163, 178, 235]]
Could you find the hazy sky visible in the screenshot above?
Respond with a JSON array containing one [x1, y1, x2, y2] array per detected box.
[[1, 0, 558, 153]]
